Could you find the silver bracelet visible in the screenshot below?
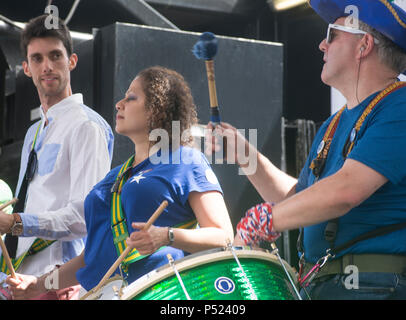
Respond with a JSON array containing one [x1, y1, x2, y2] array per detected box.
[[168, 227, 174, 245]]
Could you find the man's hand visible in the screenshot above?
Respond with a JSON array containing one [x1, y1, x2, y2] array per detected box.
[[236, 202, 280, 246], [205, 121, 252, 167], [0, 210, 14, 234], [6, 273, 43, 300]]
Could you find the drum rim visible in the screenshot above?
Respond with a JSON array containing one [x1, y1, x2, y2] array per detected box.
[[121, 246, 296, 300], [80, 274, 124, 300]]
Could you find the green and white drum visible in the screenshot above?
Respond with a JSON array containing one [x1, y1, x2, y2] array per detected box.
[[121, 247, 299, 300], [0, 179, 13, 214]]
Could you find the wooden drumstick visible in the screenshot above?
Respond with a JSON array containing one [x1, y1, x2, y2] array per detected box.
[[0, 237, 16, 279], [81, 200, 168, 300], [0, 198, 18, 211], [0, 198, 19, 279], [192, 32, 221, 127]]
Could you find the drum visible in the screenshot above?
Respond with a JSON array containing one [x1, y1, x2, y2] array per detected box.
[[0, 179, 13, 214], [79, 275, 125, 300], [121, 247, 299, 300]]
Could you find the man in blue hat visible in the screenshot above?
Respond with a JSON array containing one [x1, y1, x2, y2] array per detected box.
[[207, 0, 406, 299]]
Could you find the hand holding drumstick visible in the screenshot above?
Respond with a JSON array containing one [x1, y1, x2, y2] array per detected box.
[[0, 198, 19, 279], [80, 200, 168, 300]]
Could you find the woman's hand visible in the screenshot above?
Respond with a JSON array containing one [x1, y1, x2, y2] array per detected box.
[[126, 222, 168, 255]]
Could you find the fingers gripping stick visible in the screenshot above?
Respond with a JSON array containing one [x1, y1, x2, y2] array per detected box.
[[80, 200, 168, 300]]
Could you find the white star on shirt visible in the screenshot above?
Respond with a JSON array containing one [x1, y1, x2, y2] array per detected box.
[[130, 173, 146, 184]]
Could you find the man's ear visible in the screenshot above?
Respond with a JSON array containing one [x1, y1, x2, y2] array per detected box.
[[357, 34, 375, 59], [22, 60, 32, 78], [68, 53, 78, 71]]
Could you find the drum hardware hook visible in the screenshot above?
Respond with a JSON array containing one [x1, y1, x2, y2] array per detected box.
[[167, 253, 192, 300], [112, 285, 123, 300], [298, 250, 333, 289], [270, 243, 302, 300], [297, 253, 312, 300], [118, 263, 128, 284], [226, 239, 258, 300]]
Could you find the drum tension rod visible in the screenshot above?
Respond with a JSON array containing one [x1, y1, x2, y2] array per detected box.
[[167, 254, 192, 300], [270, 243, 302, 300], [226, 239, 258, 300]]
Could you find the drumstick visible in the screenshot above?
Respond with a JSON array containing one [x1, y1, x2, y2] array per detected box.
[[81, 200, 168, 300], [0, 237, 16, 279], [0, 198, 18, 279], [192, 32, 221, 127], [0, 198, 18, 211]]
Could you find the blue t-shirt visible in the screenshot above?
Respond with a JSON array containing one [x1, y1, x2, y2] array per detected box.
[[76, 146, 223, 290], [297, 86, 406, 263]]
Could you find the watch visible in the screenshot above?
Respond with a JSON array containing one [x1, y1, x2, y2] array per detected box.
[[10, 213, 23, 236], [168, 227, 174, 245]]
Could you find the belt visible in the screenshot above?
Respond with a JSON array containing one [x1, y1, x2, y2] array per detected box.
[[302, 253, 406, 281]]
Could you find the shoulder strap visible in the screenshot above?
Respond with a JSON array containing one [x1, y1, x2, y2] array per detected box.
[[298, 108, 345, 254], [111, 156, 135, 264], [0, 238, 56, 275], [343, 81, 406, 157], [110, 157, 198, 273], [2, 121, 47, 267], [330, 221, 406, 257], [299, 82, 406, 256], [325, 81, 406, 249], [309, 106, 345, 179]]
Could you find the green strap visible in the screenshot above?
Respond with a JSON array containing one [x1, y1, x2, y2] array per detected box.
[[111, 156, 134, 261], [1, 121, 54, 275], [110, 156, 198, 272], [0, 238, 56, 274], [31, 121, 42, 151]]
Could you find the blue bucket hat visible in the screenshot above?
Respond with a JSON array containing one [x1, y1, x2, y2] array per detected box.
[[308, 0, 406, 53]]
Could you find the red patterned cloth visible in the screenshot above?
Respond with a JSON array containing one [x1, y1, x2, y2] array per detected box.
[[236, 202, 280, 245]]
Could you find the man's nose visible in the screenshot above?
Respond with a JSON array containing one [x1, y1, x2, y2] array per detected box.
[[319, 38, 328, 52], [42, 57, 53, 73]]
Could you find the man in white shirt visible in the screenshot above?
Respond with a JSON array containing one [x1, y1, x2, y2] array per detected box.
[[0, 14, 114, 299]]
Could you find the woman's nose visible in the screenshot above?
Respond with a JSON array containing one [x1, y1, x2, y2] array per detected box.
[[115, 99, 124, 110]]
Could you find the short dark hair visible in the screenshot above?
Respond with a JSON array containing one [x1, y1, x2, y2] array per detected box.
[[20, 14, 73, 59]]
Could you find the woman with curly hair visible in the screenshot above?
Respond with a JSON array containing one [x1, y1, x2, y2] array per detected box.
[[6, 66, 233, 299]]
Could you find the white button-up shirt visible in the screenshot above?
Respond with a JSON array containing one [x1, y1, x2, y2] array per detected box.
[[1, 94, 114, 279]]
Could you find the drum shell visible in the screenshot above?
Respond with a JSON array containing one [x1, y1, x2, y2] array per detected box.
[[122, 247, 298, 300]]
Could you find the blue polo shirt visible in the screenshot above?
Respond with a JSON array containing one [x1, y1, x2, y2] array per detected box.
[[76, 146, 222, 290], [297, 85, 406, 263]]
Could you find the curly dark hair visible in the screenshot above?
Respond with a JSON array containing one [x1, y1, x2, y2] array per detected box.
[[137, 66, 198, 146], [20, 14, 73, 59]]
